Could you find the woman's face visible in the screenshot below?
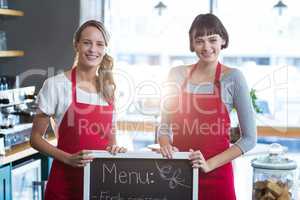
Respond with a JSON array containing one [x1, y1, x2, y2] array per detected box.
[[76, 26, 106, 69], [192, 33, 225, 64]]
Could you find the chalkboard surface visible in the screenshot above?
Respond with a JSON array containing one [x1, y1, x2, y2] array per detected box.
[[84, 151, 198, 200]]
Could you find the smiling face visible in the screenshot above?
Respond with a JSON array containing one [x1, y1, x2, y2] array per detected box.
[[192, 33, 225, 63], [188, 14, 229, 64], [75, 26, 106, 69]]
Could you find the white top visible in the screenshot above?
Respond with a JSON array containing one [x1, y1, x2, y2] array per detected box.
[[37, 73, 116, 134]]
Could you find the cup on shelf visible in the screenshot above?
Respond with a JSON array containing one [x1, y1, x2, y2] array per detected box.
[[0, 31, 7, 51], [0, 0, 8, 9]]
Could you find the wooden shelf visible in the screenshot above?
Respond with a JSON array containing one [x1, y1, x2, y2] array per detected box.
[[258, 126, 300, 138], [0, 8, 24, 17], [0, 135, 57, 166], [0, 50, 24, 57]]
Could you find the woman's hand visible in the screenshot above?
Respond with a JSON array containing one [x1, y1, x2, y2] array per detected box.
[[189, 149, 212, 173], [64, 150, 94, 168], [159, 144, 179, 159], [106, 145, 127, 155]]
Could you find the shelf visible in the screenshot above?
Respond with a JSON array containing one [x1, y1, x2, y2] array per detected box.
[[0, 8, 24, 17], [0, 134, 57, 166], [0, 50, 24, 57], [0, 99, 34, 108]]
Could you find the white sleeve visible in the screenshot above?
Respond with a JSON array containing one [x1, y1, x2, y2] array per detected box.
[[36, 78, 58, 116]]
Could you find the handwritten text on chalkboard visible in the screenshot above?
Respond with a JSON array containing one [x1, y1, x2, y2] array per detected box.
[[84, 151, 198, 200]]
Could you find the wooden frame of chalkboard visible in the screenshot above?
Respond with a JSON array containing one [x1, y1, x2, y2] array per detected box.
[[84, 151, 198, 200]]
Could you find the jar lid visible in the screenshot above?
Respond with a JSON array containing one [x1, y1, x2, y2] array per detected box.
[[251, 143, 297, 170]]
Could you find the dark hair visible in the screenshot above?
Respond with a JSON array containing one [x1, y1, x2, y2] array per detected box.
[[73, 20, 115, 102], [189, 13, 229, 52]]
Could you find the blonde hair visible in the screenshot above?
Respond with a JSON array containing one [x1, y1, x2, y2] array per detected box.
[[73, 20, 115, 102]]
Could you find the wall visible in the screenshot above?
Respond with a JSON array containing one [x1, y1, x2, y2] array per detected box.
[[0, 0, 80, 91]]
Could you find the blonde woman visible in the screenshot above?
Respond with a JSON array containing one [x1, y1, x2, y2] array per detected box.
[[30, 20, 126, 200]]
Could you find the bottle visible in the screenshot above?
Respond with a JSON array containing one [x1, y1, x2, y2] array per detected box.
[[15, 75, 20, 89], [0, 31, 7, 50], [0, 77, 3, 91], [0, 134, 5, 155], [2, 77, 8, 90], [0, 0, 8, 9]]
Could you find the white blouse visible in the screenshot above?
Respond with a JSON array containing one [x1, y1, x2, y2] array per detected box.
[[37, 73, 116, 134]]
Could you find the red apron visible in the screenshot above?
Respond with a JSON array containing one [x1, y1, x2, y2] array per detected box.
[[45, 67, 113, 200], [171, 62, 236, 200]]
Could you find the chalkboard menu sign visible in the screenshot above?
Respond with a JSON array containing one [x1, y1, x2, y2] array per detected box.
[[84, 151, 198, 200]]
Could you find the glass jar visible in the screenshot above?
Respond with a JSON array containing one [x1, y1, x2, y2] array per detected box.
[[251, 143, 298, 200]]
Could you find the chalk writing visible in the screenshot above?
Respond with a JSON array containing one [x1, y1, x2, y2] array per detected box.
[[91, 191, 168, 200], [102, 163, 155, 185], [155, 161, 191, 189]]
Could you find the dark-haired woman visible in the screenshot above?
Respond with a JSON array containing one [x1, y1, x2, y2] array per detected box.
[[30, 20, 126, 200], [158, 13, 257, 200]]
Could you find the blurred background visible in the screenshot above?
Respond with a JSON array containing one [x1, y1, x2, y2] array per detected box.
[[0, 0, 300, 199]]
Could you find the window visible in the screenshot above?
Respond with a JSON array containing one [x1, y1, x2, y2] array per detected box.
[[117, 54, 160, 66], [103, 0, 209, 120], [223, 56, 271, 66], [286, 57, 300, 68], [217, 0, 300, 127], [80, 0, 300, 128]]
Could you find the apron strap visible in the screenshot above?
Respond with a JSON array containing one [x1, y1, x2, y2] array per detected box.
[[71, 67, 77, 103], [71, 67, 115, 106], [214, 62, 222, 82], [214, 62, 222, 97]]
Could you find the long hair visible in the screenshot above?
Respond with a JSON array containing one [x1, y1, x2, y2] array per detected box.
[[73, 20, 115, 102]]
